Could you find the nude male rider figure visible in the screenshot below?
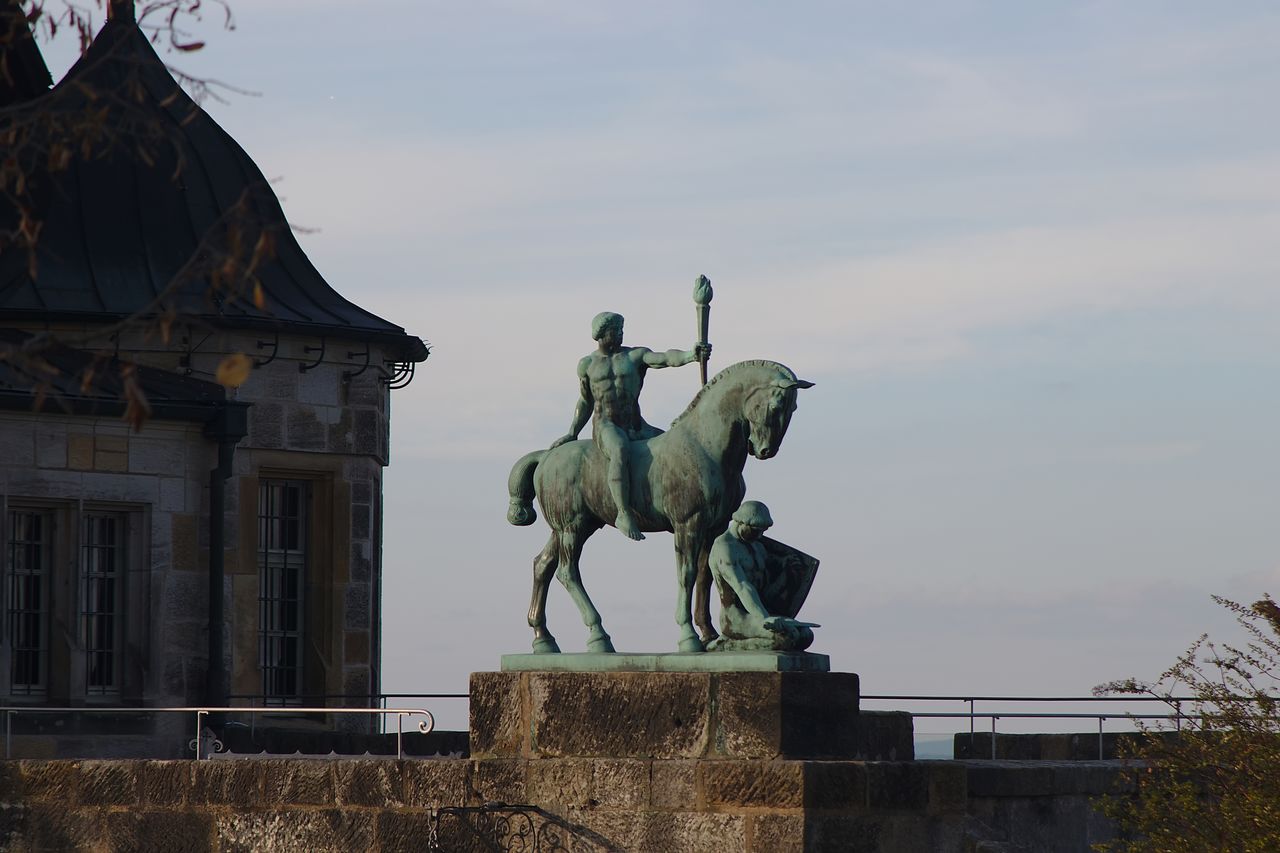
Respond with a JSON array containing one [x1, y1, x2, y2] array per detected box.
[[551, 311, 709, 541]]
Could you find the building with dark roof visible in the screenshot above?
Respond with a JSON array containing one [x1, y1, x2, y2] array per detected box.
[[0, 1, 428, 756]]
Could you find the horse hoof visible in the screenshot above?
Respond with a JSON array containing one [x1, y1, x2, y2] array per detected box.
[[678, 636, 705, 653], [587, 626, 615, 653], [532, 636, 561, 654]]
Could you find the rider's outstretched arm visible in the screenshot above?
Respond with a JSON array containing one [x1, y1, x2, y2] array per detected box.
[[642, 343, 709, 369]]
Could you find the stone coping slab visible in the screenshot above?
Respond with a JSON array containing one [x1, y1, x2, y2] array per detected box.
[[500, 651, 830, 673]]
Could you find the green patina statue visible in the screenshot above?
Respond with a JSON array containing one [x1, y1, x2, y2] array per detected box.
[[550, 311, 709, 540], [707, 501, 820, 652], [506, 277, 817, 654]]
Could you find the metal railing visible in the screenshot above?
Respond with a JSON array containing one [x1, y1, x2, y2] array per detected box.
[[7, 691, 1252, 763], [1, 705, 436, 760], [861, 694, 1210, 760], [227, 693, 469, 735]]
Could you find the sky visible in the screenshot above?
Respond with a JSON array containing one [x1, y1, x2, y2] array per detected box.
[[45, 1, 1280, 731]]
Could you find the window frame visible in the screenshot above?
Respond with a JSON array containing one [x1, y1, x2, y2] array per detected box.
[[0, 497, 145, 705], [257, 477, 312, 706], [80, 509, 129, 698], [4, 504, 56, 699]]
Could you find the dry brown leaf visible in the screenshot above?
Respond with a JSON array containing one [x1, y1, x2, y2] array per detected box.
[[215, 352, 252, 388], [120, 366, 152, 431]]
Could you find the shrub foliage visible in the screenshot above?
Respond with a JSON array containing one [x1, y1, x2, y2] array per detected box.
[[1094, 595, 1280, 852]]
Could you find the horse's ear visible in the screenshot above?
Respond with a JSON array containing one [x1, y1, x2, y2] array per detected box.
[[794, 379, 815, 389], [776, 378, 815, 390]]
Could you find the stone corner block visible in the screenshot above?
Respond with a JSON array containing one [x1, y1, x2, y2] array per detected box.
[[716, 671, 860, 759], [469, 671, 525, 758]]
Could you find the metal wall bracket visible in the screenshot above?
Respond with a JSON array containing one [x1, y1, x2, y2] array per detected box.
[[298, 337, 326, 373], [254, 331, 280, 368], [342, 345, 371, 381], [381, 360, 415, 389]]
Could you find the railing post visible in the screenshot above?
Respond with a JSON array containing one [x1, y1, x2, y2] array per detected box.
[[968, 698, 975, 755], [1098, 716, 1104, 760], [397, 713, 405, 760], [196, 710, 208, 760], [991, 715, 998, 760]]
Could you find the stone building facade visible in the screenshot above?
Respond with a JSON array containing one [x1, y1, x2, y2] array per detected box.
[[0, 3, 427, 755]]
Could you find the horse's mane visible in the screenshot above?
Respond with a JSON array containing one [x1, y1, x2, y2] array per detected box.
[[669, 359, 798, 428]]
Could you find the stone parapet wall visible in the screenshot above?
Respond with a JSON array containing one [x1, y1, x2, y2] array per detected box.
[[0, 758, 465, 851], [0, 756, 1126, 852]]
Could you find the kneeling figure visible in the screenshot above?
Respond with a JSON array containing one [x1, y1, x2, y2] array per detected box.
[[708, 501, 819, 652]]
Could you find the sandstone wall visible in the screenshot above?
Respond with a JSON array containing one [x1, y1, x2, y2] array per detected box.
[[0, 756, 1125, 852]]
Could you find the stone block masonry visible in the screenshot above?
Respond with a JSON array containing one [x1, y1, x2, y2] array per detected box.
[[0, 756, 1126, 852], [0, 652, 1116, 851], [471, 670, 874, 761]]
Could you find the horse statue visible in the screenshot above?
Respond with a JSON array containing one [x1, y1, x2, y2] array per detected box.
[[506, 359, 814, 653]]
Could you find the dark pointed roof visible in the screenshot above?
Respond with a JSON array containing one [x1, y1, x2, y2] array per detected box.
[[0, 16, 428, 361]]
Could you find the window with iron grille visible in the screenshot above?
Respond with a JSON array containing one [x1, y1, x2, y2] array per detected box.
[[2, 501, 139, 704], [81, 512, 124, 696], [7, 509, 51, 696], [259, 479, 308, 705]]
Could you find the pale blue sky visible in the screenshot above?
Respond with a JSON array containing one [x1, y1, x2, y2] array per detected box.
[[44, 2, 1280, 728]]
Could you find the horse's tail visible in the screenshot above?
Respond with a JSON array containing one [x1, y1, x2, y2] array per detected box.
[[507, 449, 546, 525]]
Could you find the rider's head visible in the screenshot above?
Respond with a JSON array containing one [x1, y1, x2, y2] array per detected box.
[[731, 500, 773, 541], [591, 312, 624, 347]]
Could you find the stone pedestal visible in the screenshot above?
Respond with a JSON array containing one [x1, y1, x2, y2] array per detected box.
[[465, 669, 929, 851], [471, 670, 862, 760]]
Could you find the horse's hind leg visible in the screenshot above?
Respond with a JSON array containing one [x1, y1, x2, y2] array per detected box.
[[556, 529, 616, 653], [527, 534, 560, 653]]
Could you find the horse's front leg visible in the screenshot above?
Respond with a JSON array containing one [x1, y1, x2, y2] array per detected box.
[[556, 528, 616, 653], [693, 538, 719, 645], [673, 528, 705, 653]]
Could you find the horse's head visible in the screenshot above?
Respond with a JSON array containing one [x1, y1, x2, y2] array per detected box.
[[744, 374, 815, 460]]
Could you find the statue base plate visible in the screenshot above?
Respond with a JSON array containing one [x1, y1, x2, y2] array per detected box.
[[500, 650, 829, 673]]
